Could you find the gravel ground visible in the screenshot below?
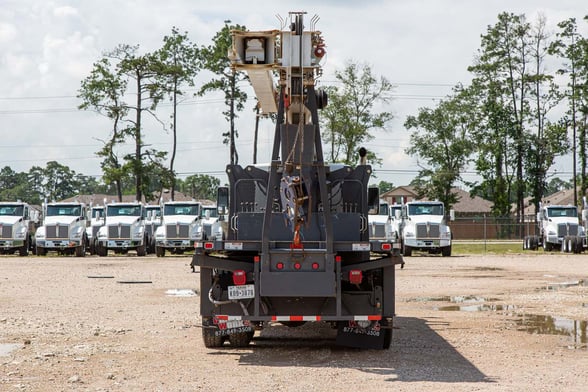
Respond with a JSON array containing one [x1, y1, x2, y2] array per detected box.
[[1, 251, 587, 391]]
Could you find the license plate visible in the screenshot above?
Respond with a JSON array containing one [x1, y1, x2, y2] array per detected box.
[[228, 284, 255, 299], [225, 242, 243, 250], [352, 243, 370, 251]]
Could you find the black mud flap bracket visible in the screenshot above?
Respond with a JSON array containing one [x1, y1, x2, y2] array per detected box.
[[335, 320, 390, 349]]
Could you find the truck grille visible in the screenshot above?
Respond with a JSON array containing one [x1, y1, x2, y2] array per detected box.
[[416, 223, 440, 238], [47, 225, 69, 239], [108, 225, 131, 239], [0, 224, 13, 238], [557, 223, 578, 237], [166, 224, 189, 239], [370, 223, 386, 238]]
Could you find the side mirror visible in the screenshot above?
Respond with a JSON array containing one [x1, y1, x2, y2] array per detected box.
[[367, 187, 379, 215], [217, 187, 229, 215], [449, 209, 455, 222]]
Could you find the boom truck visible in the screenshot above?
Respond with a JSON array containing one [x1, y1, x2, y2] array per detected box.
[[191, 12, 403, 349]]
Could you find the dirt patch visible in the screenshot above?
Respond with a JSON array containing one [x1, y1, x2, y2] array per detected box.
[[0, 253, 587, 391]]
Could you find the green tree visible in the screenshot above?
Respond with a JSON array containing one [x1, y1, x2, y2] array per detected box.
[[181, 174, 220, 200], [549, 17, 588, 204], [78, 57, 129, 201], [321, 61, 394, 166], [154, 27, 200, 200], [198, 21, 248, 165], [404, 86, 476, 211], [377, 180, 394, 194]]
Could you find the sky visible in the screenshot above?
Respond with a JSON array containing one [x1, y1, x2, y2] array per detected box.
[[1, 0, 587, 189]]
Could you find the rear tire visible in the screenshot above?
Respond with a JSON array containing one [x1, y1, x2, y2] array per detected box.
[[202, 328, 224, 348], [36, 246, 47, 256], [136, 244, 146, 257], [228, 331, 253, 347], [19, 238, 29, 256]]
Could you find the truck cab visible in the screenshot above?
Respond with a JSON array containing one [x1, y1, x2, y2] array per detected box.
[[154, 201, 202, 257], [145, 204, 162, 254], [95, 202, 147, 256], [533, 204, 584, 253], [0, 201, 34, 256], [400, 200, 452, 256], [35, 202, 87, 257], [86, 205, 105, 255]]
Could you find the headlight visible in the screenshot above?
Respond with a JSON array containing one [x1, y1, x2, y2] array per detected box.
[[35, 229, 45, 240], [404, 230, 415, 238], [132, 225, 144, 240], [72, 226, 84, 239], [15, 227, 27, 239]]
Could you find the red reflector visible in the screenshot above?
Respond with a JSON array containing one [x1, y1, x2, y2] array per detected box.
[[254, 255, 260, 262], [312, 262, 319, 270], [335, 255, 342, 262], [381, 243, 392, 251], [276, 262, 284, 270], [293, 262, 302, 270], [232, 270, 246, 285], [204, 242, 214, 249], [349, 270, 362, 285]]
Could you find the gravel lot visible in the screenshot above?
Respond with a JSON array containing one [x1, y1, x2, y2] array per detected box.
[[1, 251, 587, 391]]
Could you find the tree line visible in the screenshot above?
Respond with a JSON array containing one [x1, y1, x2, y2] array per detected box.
[[406, 13, 588, 220]]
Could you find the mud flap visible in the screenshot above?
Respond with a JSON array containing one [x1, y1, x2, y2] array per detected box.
[[335, 321, 388, 349]]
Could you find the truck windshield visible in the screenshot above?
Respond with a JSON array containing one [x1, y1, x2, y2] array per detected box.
[[547, 207, 577, 218], [378, 203, 389, 216], [201, 207, 218, 218], [92, 208, 105, 218], [0, 205, 23, 216], [46, 205, 81, 216], [164, 204, 200, 216], [146, 207, 161, 218], [408, 204, 444, 216], [107, 205, 142, 216]]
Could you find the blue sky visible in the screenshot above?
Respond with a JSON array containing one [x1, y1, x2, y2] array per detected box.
[[0, 0, 586, 187]]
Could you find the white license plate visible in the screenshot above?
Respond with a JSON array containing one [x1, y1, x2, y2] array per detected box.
[[225, 242, 243, 250], [352, 243, 370, 251], [228, 284, 255, 299]]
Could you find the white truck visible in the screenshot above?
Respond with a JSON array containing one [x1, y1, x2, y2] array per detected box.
[[35, 202, 87, 257], [524, 203, 584, 253], [154, 201, 202, 257], [368, 199, 401, 248], [200, 204, 219, 240], [400, 200, 452, 257], [95, 202, 147, 256], [145, 204, 162, 254], [0, 201, 35, 256], [86, 205, 105, 255]]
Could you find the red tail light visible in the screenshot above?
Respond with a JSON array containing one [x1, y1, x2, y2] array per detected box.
[[349, 270, 362, 285], [204, 242, 214, 250], [311, 262, 319, 270], [381, 243, 392, 251], [293, 262, 302, 270], [232, 270, 246, 285], [276, 262, 284, 270]]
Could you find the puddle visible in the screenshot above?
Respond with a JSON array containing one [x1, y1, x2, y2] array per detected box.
[[516, 314, 587, 348], [0, 343, 22, 357], [437, 304, 519, 312], [542, 280, 586, 291], [165, 289, 197, 297], [409, 295, 498, 303]]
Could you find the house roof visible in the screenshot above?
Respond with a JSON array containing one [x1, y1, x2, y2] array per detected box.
[[522, 187, 585, 215], [382, 186, 492, 213]]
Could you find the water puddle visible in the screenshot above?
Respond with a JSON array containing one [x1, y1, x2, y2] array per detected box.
[[542, 280, 586, 291], [437, 304, 519, 312], [409, 295, 498, 303], [165, 289, 197, 297], [516, 314, 587, 349], [0, 343, 22, 357]]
